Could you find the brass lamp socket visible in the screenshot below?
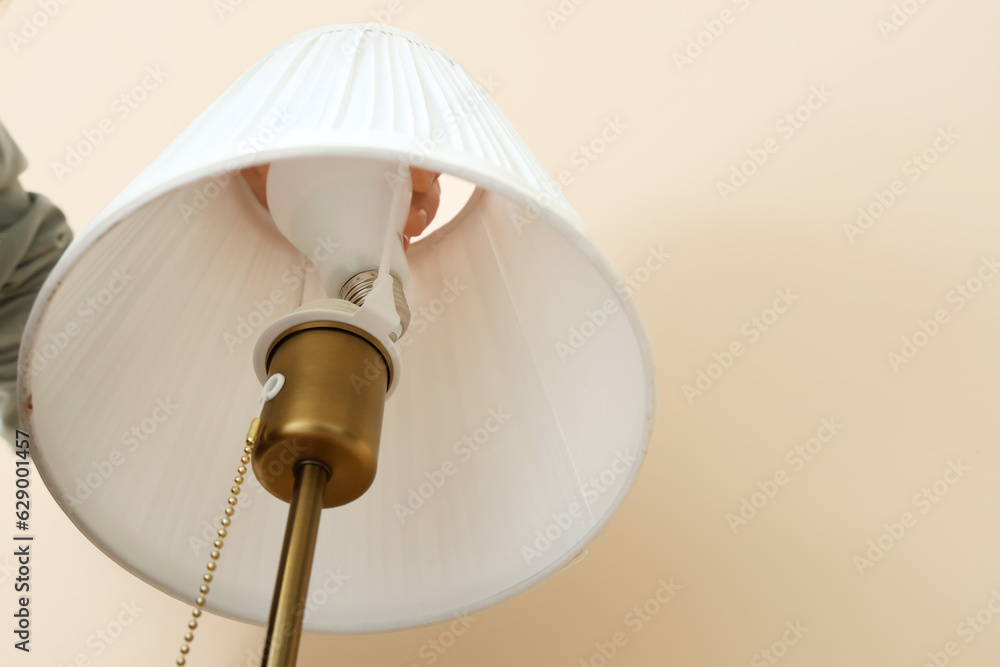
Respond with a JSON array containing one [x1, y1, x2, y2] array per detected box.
[[251, 321, 392, 508]]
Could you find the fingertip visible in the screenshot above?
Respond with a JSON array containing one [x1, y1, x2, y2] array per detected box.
[[403, 207, 425, 237]]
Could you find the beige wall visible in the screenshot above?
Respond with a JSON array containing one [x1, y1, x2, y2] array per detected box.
[[2, 0, 1000, 665]]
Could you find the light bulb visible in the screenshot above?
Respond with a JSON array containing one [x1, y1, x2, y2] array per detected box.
[[265, 155, 412, 297]]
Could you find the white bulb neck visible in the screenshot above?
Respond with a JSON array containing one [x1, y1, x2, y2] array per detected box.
[[265, 155, 412, 298]]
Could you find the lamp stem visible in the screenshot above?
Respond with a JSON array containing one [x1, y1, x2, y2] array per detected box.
[[261, 461, 329, 667]]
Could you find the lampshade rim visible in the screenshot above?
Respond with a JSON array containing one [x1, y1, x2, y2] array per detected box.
[[88, 140, 582, 245]]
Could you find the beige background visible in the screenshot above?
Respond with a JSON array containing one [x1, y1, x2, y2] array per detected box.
[[3, 0, 1000, 665]]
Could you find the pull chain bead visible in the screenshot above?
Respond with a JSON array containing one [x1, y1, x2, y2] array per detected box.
[[175, 418, 259, 666]]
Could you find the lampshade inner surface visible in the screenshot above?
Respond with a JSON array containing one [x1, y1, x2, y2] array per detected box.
[[22, 160, 651, 632]]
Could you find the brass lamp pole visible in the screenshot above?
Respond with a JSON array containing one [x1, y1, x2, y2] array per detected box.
[[261, 462, 328, 666]]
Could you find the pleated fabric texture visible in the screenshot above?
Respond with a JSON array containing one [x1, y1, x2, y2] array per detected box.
[[18, 24, 655, 632]]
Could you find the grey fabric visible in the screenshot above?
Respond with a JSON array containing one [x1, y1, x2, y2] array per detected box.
[[0, 120, 73, 445]]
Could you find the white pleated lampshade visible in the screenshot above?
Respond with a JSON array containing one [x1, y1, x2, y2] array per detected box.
[[18, 24, 655, 632]]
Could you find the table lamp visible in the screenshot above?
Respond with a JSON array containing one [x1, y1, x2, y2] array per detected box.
[[17, 24, 655, 667]]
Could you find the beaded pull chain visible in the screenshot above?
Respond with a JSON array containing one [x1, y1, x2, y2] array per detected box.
[[175, 416, 262, 666]]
